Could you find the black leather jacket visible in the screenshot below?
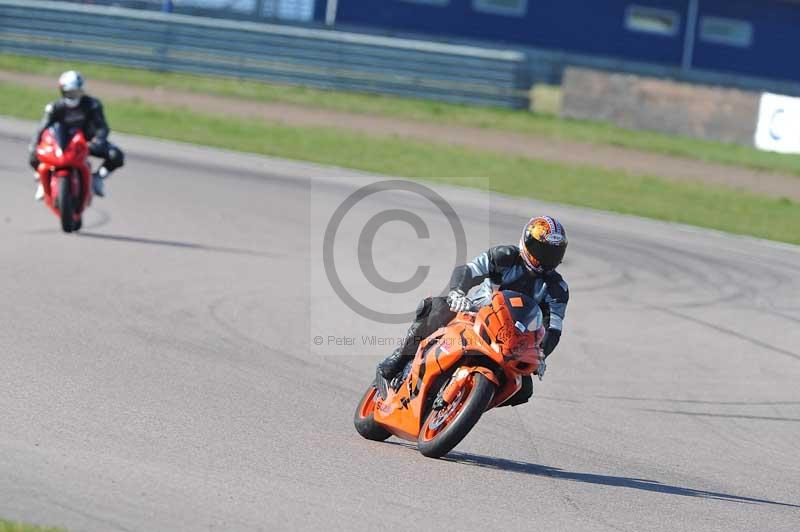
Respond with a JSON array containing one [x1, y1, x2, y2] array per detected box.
[[30, 95, 109, 150], [450, 245, 569, 333]]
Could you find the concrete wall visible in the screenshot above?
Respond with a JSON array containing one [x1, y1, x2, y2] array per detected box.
[[561, 67, 760, 146]]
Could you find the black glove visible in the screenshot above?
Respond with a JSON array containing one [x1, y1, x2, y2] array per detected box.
[[541, 329, 561, 357], [89, 138, 108, 154], [28, 149, 39, 170]]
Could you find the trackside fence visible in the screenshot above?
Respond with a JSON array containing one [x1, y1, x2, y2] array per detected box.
[[0, 0, 531, 108]]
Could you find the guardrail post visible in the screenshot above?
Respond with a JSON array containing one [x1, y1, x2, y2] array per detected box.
[[325, 0, 339, 26], [513, 58, 532, 110], [154, 19, 171, 72]]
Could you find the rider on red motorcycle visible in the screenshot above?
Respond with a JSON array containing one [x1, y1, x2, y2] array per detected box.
[[377, 216, 569, 406], [28, 71, 124, 200]]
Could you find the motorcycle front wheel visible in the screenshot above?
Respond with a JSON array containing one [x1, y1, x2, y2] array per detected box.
[[58, 176, 74, 233], [417, 371, 495, 458], [353, 382, 392, 442]]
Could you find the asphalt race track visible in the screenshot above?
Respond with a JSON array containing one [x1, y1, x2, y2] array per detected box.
[[1, 116, 798, 531]]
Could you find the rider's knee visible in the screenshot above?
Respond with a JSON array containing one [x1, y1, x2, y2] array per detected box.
[[106, 146, 124, 170], [428, 296, 454, 322], [414, 297, 433, 320], [502, 375, 533, 407]]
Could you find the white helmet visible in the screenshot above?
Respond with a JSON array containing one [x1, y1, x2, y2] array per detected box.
[[58, 70, 84, 108]]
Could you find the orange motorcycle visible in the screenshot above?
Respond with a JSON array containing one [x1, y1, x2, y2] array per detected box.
[[354, 290, 546, 458]]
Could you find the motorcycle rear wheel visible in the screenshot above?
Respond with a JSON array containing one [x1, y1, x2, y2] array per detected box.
[[353, 382, 392, 441], [417, 372, 495, 458], [58, 177, 74, 233]]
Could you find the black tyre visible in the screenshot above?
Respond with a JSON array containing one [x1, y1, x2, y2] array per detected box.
[[73, 217, 82, 232], [353, 382, 392, 441], [417, 371, 495, 458], [58, 177, 74, 233]]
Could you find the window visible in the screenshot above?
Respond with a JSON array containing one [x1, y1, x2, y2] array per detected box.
[[399, 0, 450, 6], [700, 17, 753, 47], [179, 0, 255, 14], [261, 0, 315, 21], [473, 0, 527, 17], [625, 6, 680, 36]]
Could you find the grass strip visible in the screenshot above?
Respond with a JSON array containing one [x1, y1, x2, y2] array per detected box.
[[2, 81, 798, 245], [0, 519, 64, 532], [3, 52, 800, 177]]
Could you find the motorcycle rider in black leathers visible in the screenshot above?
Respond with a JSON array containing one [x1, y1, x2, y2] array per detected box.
[[28, 71, 124, 200], [376, 216, 569, 406]]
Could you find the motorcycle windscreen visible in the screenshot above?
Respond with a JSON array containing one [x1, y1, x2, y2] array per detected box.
[[48, 123, 78, 149], [500, 290, 543, 332]]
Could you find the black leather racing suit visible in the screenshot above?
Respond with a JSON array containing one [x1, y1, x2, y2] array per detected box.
[[377, 245, 569, 406], [28, 95, 124, 175]]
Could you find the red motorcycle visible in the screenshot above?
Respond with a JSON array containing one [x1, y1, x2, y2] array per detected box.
[[35, 124, 92, 233]]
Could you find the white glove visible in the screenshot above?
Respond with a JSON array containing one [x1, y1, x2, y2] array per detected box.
[[537, 354, 547, 381], [447, 289, 472, 312]]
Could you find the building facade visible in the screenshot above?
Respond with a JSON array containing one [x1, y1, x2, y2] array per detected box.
[[61, 0, 800, 86], [331, 0, 800, 84]]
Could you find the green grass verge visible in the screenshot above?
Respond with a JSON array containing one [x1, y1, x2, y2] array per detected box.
[[3, 81, 798, 245], [4, 52, 800, 177], [0, 519, 64, 532]]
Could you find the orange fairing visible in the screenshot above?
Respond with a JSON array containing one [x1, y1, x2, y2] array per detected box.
[[366, 290, 544, 446], [473, 292, 541, 369], [440, 365, 499, 404]]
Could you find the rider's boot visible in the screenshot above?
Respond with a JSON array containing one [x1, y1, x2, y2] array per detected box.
[[92, 167, 109, 197], [379, 314, 426, 377], [377, 347, 411, 381], [375, 347, 409, 399], [497, 375, 534, 407], [375, 297, 459, 399], [375, 320, 425, 398], [33, 171, 44, 201]]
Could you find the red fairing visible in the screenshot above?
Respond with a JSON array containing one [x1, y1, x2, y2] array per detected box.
[[36, 128, 92, 225]]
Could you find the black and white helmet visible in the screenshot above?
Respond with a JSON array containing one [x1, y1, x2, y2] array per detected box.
[[58, 70, 85, 108]]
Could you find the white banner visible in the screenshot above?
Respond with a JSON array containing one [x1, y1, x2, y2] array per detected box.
[[754, 92, 800, 154]]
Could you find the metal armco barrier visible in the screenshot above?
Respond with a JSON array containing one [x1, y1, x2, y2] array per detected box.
[[0, 0, 530, 108]]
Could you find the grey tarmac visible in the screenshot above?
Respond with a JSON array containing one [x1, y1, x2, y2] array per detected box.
[[0, 117, 798, 532]]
